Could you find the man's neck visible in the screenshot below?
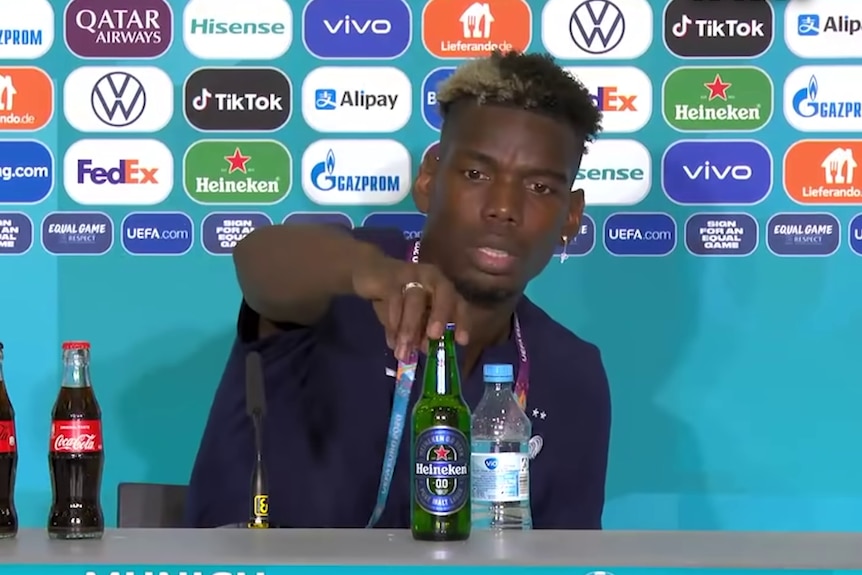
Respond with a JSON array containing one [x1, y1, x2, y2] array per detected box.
[[461, 299, 519, 377]]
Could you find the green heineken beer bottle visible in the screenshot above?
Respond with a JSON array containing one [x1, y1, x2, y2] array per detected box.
[[411, 323, 471, 541]]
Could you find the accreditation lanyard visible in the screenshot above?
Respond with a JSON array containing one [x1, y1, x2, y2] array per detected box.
[[366, 240, 531, 527]]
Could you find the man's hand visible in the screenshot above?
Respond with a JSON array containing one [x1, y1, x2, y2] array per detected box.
[[352, 255, 470, 361]]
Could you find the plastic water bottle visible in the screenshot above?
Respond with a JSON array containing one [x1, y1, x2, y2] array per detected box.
[[470, 363, 532, 530]]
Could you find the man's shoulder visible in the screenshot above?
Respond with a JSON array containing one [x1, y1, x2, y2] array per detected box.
[[348, 226, 410, 260], [520, 297, 608, 395]]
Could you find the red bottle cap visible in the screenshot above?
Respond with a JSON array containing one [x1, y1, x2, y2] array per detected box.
[[62, 341, 91, 350]]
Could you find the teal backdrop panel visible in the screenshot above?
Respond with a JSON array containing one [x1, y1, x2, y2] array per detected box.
[[1, 0, 861, 531]]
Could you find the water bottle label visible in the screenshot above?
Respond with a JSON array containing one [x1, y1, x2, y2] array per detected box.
[[471, 452, 529, 503]]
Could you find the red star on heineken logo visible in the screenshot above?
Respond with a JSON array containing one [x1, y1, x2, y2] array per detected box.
[[225, 147, 251, 174], [704, 74, 731, 101], [433, 445, 450, 460]]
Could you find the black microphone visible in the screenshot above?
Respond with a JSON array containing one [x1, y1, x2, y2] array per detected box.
[[245, 351, 269, 529]]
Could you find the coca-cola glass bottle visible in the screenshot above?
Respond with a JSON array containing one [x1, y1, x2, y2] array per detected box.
[[0, 342, 18, 538], [48, 341, 104, 540]]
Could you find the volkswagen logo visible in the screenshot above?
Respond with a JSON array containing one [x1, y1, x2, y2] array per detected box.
[[90, 72, 147, 128], [569, 0, 625, 55]]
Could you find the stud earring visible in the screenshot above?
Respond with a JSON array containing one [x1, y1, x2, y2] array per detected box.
[[561, 234, 569, 245]]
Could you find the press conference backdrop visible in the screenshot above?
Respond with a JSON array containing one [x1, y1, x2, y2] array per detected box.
[[1, 0, 860, 530]]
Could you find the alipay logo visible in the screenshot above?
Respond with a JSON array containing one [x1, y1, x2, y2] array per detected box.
[[662, 140, 772, 205], [0, 0, 55, 59], [183, 0, 293, 60], [786, 0, 862, 58], [63, 139, 173, 206], [302, 67, 411, 133], [541, 0, 652, 59], [784, 66, 862, 132], [574, 139, 651, 205], [302, 139, 411, 206], [64, 67, 173, 133], [422, 67, 455, 131], [303, 0, 412, 59], [563, 66, 651, 133]]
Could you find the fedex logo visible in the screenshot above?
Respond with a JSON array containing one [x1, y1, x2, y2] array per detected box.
[[63, 139, 174, 206], [77, 159, 159, 185], [564, 67, 652, 133], [591, 86, 637, 111]]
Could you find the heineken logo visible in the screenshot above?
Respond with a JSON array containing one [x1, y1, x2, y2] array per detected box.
[[662, 66, 773, 132], [413, 427, 469, 516], [415, 462, 468, 476], [183, 140, 292, 205]]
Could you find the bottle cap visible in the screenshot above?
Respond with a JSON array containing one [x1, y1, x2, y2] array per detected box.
[[62, 341, 91, 351], [444, 323, 456, 331], [483, 363, 514, 383]]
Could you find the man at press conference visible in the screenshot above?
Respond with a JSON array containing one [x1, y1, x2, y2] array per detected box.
[[185, 51, 612, 530]]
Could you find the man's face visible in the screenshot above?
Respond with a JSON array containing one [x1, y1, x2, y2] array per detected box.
[[414, 104, 585, 306]]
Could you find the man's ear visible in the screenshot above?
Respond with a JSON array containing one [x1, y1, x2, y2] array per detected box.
[[412, 145, 439, 214], [563, 188, 586, 240]]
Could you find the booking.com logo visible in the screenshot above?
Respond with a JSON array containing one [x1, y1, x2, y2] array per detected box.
[[121, 212, 194, 256], [0, 140, 53, 203], [363, 212, 426, 240]]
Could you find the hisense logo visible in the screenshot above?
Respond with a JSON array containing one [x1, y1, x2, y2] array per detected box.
[[84, 570, 266, 575]]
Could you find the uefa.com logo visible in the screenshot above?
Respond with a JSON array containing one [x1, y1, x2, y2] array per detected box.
[[541, 0, 652, 60], [302, 0, 412, 60], [0, 0, 54, 59], [63, 66, 174, 133], [0, 212, 34, 256], [574, 140, 651, 206], [663, 0, 774, 59], [603, 212, 677, 257], [182, 0, 293, 60]]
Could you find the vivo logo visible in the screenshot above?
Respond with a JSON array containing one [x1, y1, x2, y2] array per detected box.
[[323, 16, 391, 35], [683, 161, 752, 181]]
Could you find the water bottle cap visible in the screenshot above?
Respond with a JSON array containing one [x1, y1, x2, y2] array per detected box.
[[483, 363, 514, 383]]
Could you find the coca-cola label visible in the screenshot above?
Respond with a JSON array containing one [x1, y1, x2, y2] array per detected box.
[[0, 420, 15, 453], [50, 420, 103, 453]]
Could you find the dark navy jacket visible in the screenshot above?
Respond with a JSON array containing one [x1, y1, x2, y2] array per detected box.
[[185, 227, 611, 529]]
